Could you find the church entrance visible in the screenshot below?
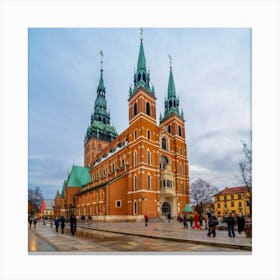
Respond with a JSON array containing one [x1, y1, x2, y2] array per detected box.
[[162, 202, 171, 216]]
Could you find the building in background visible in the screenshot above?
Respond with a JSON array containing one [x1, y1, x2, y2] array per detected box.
[[41, 199, 55, 219], [213, 186, 251, 218], [54, 31, 190, 221]]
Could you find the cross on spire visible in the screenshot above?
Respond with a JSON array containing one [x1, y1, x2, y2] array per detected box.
[[140, 28, 143, 40], [100, 50, 104, 71]]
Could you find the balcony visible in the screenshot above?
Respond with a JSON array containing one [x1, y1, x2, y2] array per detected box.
[[160, 186, 176, 196]]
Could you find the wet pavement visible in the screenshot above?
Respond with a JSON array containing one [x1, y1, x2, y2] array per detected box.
[[28, 220, 251, 253]]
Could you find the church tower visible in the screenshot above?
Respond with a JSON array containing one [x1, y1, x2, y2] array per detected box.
[[159, 57, 190, 216], [127, 29, 160, 218], [84, 51, 118, 167]]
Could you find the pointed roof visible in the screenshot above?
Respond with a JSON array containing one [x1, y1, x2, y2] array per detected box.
[[97, 69, 105, 93], [67, 165, 91, 187], [168, 67, 176, 98], [137, 39, 146, 71], [183, 204, 193, 213]]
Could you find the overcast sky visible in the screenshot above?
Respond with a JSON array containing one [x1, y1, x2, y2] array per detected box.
[[28, 28, 251, 199]]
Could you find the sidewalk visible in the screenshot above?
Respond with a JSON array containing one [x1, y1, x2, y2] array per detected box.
[[74, 219, 252, 251]]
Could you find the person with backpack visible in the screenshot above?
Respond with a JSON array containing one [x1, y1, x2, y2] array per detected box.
[[224, 212, 236, 237], [207, 212, 219, 238]]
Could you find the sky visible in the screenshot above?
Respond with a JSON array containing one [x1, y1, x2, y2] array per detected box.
[[28, 28, 251, 199]]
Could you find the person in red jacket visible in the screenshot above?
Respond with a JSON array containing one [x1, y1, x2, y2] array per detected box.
[[192, 211, 202, 230]]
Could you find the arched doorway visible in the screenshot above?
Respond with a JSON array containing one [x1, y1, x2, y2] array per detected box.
[[162, 202, 171, 216]]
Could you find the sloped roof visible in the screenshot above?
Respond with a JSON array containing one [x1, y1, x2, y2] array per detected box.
[[183, 204, 193, 213], [67, 165, 91, 187], [214, 186, 251, 196]]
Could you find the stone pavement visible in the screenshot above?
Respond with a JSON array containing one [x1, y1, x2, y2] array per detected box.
[[31, 219, 252, 252], [76, 219, 252, 251]]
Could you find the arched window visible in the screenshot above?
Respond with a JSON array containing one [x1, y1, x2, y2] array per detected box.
[[134, 175, 137, 190], [134, 129, 137, 140], [160, 155, 169, 169], [134, 151, 138, 166], [146, 102, 151, 116], [147, 174, 151, 190], [147, 150, 151, 165], [134, 200, 138, 215], [169, 100, 172, 108], [138, 73, 141, 82], [143, 73, 146, 83], [161, 137, 168, 151], [168, 125, 171, 134], [134, 103, 138, 116], [147, 130, 151, 140], [178, 125, 182, 137]]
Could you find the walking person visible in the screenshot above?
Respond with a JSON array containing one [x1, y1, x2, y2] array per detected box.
[[167, 213, 172, 222], [60, 216, 65, 234], [236, 213, 245, 234], [144, 214, 148, 227], [224, 212, 236, 237], [29, 216, 33, 229], [70, 214, 77, 235], [54, 217, 60, 232], [33, 218, 37, 229], [207, 212, 219, 238], [192, 211, 201, 230], [183, 214, 188, 228]]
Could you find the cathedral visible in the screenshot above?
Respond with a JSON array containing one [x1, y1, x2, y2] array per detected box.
[[54, 30, 190, 222]]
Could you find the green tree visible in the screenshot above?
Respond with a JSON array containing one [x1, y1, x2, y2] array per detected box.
[[28, 186, 44, 215]]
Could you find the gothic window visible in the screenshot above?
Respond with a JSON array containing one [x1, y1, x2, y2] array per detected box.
[[134, 175, 137, 190], [147, 174, 151, 190], [138, 73, 141, 82], [160, 155, 169, 169], [143, 73, 146, 83], [161, 137, 168, 151], [134, 103, 138, 116], [146, 102, 151, 116], [178, 125, 182, 137], [134, 129, 137, 140], [168, 125, 171, 134], [169, 100, 172, 108], [147, 150, 151, 165], [134, 151, 138, 166], [173, 100, 176, 107], [147, 130, 151, 139]]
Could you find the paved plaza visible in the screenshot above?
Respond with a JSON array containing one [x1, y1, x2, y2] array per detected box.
[[28, 219, 251, 253]]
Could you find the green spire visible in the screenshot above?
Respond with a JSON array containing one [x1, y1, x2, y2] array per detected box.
[[130, 28, 154, 98], [168, 67, 176, 98], [161, 56, 184, 123], [137, 39, 146, 71], [97, 69, 105, 94]]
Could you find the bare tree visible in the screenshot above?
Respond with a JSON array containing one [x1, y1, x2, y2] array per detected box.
[[28, 186, 44, 215], [239, 140, 252, 216], [190, 178, 219, 216]]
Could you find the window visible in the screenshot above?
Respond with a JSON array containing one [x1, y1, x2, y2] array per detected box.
[[134, 129, 138, 140], [178, 125, 182, 137], [134, 201, 137, 215], [147, 174, 151, 190], [231, 195, 234, 200], [238, 202, 242, 208], [147, 150, 151, 165], [146, 102, 151, 116], [224, 203, 227, 208], [147, 130, 151, 140], [179, 147, 182, 155], [161, 137, 167, 151], [134, 151, 138, 166], [134, 103, 138, 116], [231, 202, 235, 207], [224, 196, 227, 201], [115, 200, 122, 208], [168, 125, 171, 133], [179, 163, 183, 176], [134, 175, 138, 190], [111, 163, 115, 172], [218, 203, 220, 208], [238, 194, 241, 199]]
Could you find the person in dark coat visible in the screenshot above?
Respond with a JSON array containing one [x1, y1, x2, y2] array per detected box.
[[144, 215, 148, 226], [60, 216, 65, 234], [29, 217, 33, 229], [224, 212, 236, 237], [236, 214, 245, 234], [33, 218, 37, 229], [70, 214, 77, 235], [183, 214, 188, 228], [207, 212, 218, 238], [167, 213, 172, 222], [54, 217, 60, 232]]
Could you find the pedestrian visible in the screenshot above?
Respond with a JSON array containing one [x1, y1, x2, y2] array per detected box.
[[144, 214, 148, 226], [236, 213, 245, 234], [70, 214, 77, 235], [167, 213, 172, 222], [224, 212, 236, 237], [192, 211, 201, 230], [60, 216, 65, 234], [183, 213, 188, 228], [29, 216, 33, 229], [54, 216, 60, 232], [207, 212, 219, 238], [33, 218, 37, 229]]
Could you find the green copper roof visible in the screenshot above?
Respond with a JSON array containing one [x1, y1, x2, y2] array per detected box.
[[97, 70, 105, 93], [183, 204, 193, 213], [137, 39, 146, 71], [67, 166, 91, 187], [168, 68, 176, 98]]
